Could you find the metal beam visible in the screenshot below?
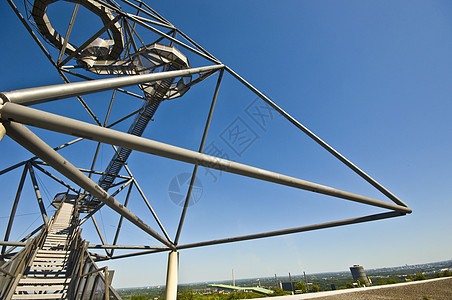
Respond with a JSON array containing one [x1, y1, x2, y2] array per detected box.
[[0, 104, 412, 214], [0, 65, 224, 106], [94, 209, 399, 260], [119, 0, 172, 27], [0, 160, 27, 176], [177, 212, 405, 250], [165, 251, 179, 300], [1, 164, 28, 256], [0, 241, 26, 247], [91, 216, 111, 256], [27, 163, 49, 224], [0, 122, 5, 141], [225, 66, 408, 208], [57, 3, 80, 64], [88, 245, 167, 250], [94, 248, 169, 261], [58, 14, 123, 67], [174, 69, 224, 244], [2, 225, 44, 257], [131, 176, 172, 242], [31, 161, 79, 194], [3, 121, 176, 250], [110, 183, 133, 256]]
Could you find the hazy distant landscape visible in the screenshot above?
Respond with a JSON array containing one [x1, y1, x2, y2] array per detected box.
[[117, 260, 452, 300]]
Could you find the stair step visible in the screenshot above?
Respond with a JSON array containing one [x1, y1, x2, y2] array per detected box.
[[22, 274, 67, 279], [29, 266, 66, 271], [18, 278, 70, 285], [35, 253, 68, 257], [12, 293, 66, 299], [36, 250, 69, 255], [31, 262, 65, 267], [34, 256, 68, 260], [15, 285, 66, 292]]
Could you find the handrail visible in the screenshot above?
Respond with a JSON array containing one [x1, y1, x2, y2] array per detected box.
[[79, 266, 110, 300], [0, 218, 50, 299]]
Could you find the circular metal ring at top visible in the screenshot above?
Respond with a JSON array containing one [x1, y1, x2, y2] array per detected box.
[[31, 0, 124, 61]]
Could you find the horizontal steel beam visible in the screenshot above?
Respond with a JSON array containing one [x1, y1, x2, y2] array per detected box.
[[0, 103, 412, 214], [0, 241, 26, 247], [177, 211, 405, 250], [3, 121, 175, 250], [0, 64, 224, 106], [95, 248, 169, 261], [97, 211, 405, 260], [88, 244, 169, 250]]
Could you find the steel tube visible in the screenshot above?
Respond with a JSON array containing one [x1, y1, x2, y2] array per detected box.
[[91, 216, 110, 256], [0, 160, 27, 176], [57, 3, 79, 64], [94, 248, 169, 261], [175, 69, 224, 244], [225, 66, 408, 208], [28, 164, 49, 224], [59, 14, 123, 67], [0, 65, 224, 106], [0, 241, 26, 247], [31, 161, 79, 194], [177, 212, 404, 250], [3, 121, 176, 250], [0, 103, 412, 214], [165, 251, 179, 300], [1, 164, 27, 255], [0, 122, 5, 141], [88, 244, 168, 250], [110, 183, 133, 256], [3, 225, 44, 256], [127, 0, 173, 26]]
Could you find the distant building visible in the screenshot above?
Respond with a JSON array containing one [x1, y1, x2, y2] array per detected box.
[[349, 265, 370, 286], [281, 282, 294, 292]]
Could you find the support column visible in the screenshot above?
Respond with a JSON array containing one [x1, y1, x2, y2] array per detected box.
[[0, 99, 5, 142], [165, 251, 179, 300], [0, 122, 5, 141]]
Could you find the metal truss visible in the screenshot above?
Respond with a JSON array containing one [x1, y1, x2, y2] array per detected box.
[[0, 0, 411, 297]]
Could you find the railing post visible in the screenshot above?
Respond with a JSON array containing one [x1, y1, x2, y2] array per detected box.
[[165, 251, 179, 300], [104, 266, 109, 300]]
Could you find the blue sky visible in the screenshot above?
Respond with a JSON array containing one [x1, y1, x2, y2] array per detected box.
[[1, 0, 452, 288]]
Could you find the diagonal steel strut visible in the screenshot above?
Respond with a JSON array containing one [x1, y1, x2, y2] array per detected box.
[[3, 121, 176, 250]]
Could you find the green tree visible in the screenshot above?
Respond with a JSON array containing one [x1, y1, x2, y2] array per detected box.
[[386, 278, 397, 284], [131, 296, 149, 300], [443, 270, 452, 277], [271, 287, 290, 296], [310, 285, 320, 292], [356, 278, 367, 287], [294, 282, 307, 293], [414, 273, 426, 281], [177, 289, 195, 300], [345, 282, 354, 289]]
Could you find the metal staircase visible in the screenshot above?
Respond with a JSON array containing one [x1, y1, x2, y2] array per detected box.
[[84, 66, 177, 211], [0, 195, 121, 299], [11, 198, 75, 299]]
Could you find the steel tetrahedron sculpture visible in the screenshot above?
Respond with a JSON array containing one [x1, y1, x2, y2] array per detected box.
[[0, 0, 411, 299]]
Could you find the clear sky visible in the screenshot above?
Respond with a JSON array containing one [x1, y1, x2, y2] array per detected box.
[[1, 0, 452, 289]]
